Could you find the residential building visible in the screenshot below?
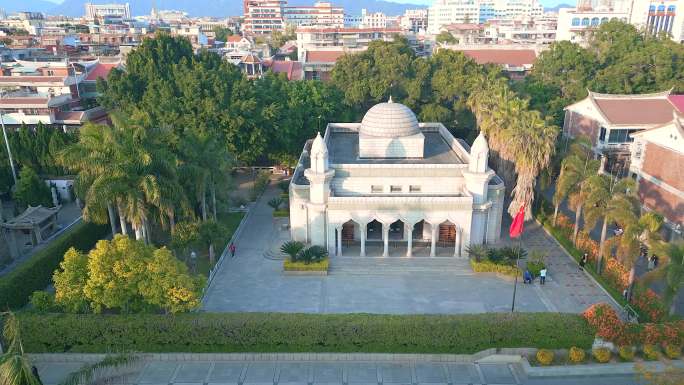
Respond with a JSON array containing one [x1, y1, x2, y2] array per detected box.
[[457, 47, 537, 79], [296, 26, 402, 54], [0, 59, 111, 130], [344, 14, 363, 28], [302, 50, 345, 80], [284, 2, 344, 28], [483, 15, 557, 44], [289, 99, 505, 257], [556, 7, 629, 43], [629, 113, 684, 241], [360, 9, 388, 29], [263, 58, 304, 80], [562, 90, 680, 177], [242, 0, 287, 35], [439, 24, 486, 44], [400, 9, 429, 33], [224, 35, 254, 51], [84, 2, 131, 22], [428, 0, 544, 33]]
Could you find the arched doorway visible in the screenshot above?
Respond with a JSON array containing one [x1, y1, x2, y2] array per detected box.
[[341, 220, 360, 256], [366, 220, 382, 241]]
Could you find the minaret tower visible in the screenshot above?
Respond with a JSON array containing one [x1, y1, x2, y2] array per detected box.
[[304, 132, 335, 247], [463, 131, 495, 245]]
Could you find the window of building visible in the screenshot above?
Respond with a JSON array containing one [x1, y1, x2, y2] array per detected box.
[[572, 17, 580, 26], [599, 126, 607, 142], [409, 185, 421, 193], [601, 17, 609, 23], [390, 185, 402, 193], [591, 17, 600, 26], [668, 5, 675, 12], [607, 128, 638, 143], [581, 17, 590, 26], [658, 4, 666, 11], [371, 185, 383, 193]]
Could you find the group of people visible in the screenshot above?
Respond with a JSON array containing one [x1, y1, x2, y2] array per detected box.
[[523, 267, 547, 285]]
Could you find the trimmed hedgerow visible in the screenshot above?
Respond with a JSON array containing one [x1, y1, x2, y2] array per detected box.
[[16, 312, 593, 353], [0, 221, 108, 309]]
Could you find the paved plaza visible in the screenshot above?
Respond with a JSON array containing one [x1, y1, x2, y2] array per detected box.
[[202, 183, 616, 314], [33, 356, 640, 385]]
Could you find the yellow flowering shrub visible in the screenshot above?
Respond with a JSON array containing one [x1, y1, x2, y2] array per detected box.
[[536, 349, 554, 366], [568, 346, 586, 363], [592, 347, 612, 363]]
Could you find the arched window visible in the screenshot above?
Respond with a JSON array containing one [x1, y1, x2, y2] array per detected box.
[[657, 5, 666, 11], [667, 5, 675, 12], [649, 5, 656, 11], [601, 17, 609, 23], [591, 17, 600, 25], [582, 17, 590, 25], [572, 17, 581, 26]]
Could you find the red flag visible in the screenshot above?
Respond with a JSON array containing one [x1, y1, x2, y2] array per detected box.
[[509, 205, 525, 238]]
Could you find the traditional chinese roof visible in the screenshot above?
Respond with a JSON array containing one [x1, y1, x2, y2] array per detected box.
[[1, 205, 60, 229], [84, 62, 119, 81], [668, 95, 684, 113], [587, 90, 676, 125], [266, 60, 303, 81]]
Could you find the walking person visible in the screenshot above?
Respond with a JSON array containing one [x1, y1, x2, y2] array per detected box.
[[580, 253, 587, 271], [229, 242, 236, 258], [523, 269, 532, 284], [539, 267, 547, 285]]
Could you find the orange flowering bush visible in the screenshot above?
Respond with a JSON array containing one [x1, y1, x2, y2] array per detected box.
[[631, 288, 666, 323], [583, 303, 624, 341], [601, 258, 629, 291], [641, 324, 663, 346], [575, 232, 599, 263]]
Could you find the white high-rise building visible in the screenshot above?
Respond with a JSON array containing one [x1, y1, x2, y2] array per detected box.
[[285, 1, 345, 28], [428, 0, 543, 34], [629, 0, 684, 42], [360, 8, 388, 28], [242, 0, 287, 35]]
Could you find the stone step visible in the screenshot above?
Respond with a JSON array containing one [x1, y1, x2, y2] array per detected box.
[[328, 257, 474, 276]]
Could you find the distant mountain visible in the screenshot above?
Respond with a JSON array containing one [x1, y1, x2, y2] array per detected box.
[[544, 3, 574, 11], [0, 0, 56, 13], [0, 0, 427, 18]]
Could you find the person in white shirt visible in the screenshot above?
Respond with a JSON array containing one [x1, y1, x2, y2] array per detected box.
[[539, 268, 547, 285]]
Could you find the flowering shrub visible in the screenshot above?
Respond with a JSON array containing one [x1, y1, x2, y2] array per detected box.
[[575, 231, 599, 263], [631, 288, 666, 323], [664, 345, 682, 359], [618, 346, 635, 361], [592, 347, 612, 363], [601, 258, 629, 291], [642, 344, 659, 360], [555, 214, 574, 234], [641, 324, 663, 346], [583, 303, 624, 341], [568, 346, 586, 363], [536, 349, 554, 365]]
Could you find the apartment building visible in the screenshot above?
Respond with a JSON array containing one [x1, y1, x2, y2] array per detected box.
[[556, 7, 629, 43], [630, 0, 684, 42], [400, 9, 429, 33], [360, 9, 389, 28], [296, 26, 402, 54], [429, 0, 543, 33], [242, 0, 287, 35], [483, 15, 557, 44], [84, 2, 131, 22], [285, 2, 344, 28]]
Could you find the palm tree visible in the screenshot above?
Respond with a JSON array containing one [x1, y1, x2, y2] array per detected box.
[[58, 353, 139, 385], [617, 212, 664, 300], [642, 242, 684, 315], [281, 241, 305, 261], [582, 174, 637, 272], [551, 136, 594, 226], [0, 312, 40, 385], [553, 146, 600, 243]]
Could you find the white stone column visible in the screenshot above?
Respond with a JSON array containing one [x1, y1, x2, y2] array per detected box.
[[336, 226, 342, 256], [430, 224, 437, 257], [406, 223, 413, 257], [360, 224, 366, 257], [382, 223, 389, 257], [455, 227, 462, 257]]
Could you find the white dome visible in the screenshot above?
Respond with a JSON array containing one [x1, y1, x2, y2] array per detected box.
[[359, 98, 420, 138]]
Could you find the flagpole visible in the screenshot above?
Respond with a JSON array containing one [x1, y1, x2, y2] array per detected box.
[[511, 233, 522, 312], [509, 204, 525, 313]]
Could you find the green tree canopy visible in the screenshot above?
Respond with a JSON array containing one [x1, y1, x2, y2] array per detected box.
[[14, 166, 52, 208]]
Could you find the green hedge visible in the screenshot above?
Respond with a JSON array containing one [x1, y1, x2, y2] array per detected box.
[[0, 221, 108, 309], [470, 259, 520, 277], [273, 209, 289, 217], [16, 312, 593, 353], [283, 258, 329, 271]]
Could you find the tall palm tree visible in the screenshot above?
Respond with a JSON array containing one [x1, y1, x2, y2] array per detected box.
[[642, 242, 684, 315], [582, 174, 637, 272], [551, 136, 594, 225], [618, 211, 664, 300]]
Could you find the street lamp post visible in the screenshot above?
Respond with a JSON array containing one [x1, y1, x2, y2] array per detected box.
[[0, 110, 17, 185]]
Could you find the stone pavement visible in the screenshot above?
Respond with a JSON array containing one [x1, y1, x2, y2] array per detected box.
[[202, 183, 616, 314], [33, 355, 640, 385]]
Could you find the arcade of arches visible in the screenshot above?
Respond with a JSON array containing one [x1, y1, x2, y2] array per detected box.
[[333, 219, 464, 258]]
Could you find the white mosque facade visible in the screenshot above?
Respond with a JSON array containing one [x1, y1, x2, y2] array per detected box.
[[289, 99, 505, 257]]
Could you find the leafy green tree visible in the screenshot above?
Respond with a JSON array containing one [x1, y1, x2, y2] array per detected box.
[[617, 212, 663, 300], [198, 220, 227, 266], [436, 31, 457, 44], [170, 221, 201, 258], [14, 166, 52, 208], [212, 26, 233, 41]]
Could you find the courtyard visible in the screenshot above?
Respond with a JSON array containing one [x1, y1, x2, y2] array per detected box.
[[202, 183, 617, 314]]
